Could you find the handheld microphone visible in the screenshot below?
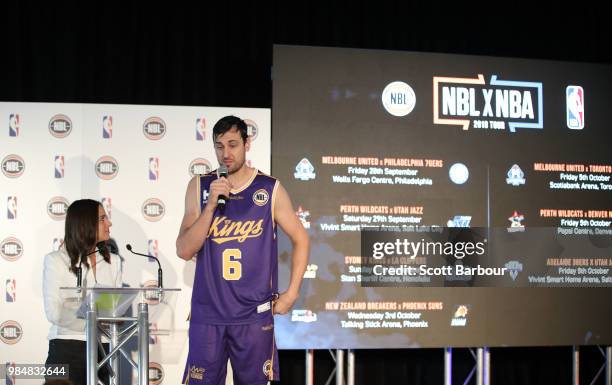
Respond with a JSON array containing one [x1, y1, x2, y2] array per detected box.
[[76, 241, 108, 288], [216, 165, 229, 211], [126, 244, 163, 288]]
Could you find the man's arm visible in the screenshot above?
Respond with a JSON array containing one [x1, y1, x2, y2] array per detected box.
[[272, 182, 310, 314], [176, 176, 230, 260]]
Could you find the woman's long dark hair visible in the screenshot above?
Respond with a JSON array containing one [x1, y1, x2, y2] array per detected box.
[[64, 199, 110, 274]]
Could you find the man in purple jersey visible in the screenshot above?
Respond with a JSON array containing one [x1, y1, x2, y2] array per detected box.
[[177, 115, 310, 385]]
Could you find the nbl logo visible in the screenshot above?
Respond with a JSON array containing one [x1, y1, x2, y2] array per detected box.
[[9, 113, 19, 137], [53, 238, 64, 251], [195, 118, 206, 141], [148, 239, 159, 259], [103, 115, 113, 138], [253, 189, 269, 206], [148, 362, 164, 385], [101, 197, 112, 219], [47, 196, 69, 220], [149, 157, 160, 180], [95, 156, 119, 180], [0, 320, 23, 345], [142, 280, 161, 305], [382, 81, 416, 117], [1, 154, 25, 178], [48, 114, 72, 138], [142, 198, 165, 222], [244, 119, 258, 141], [0, 237, 23, 262], [55, 155, 65, 178], [143, 117, 166, 140], [5, 279, 16, 302], [189, 158, 212, 177], [7, 196, 17, 220]]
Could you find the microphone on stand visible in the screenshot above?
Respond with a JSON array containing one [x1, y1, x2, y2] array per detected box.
[[126, 244, 163, 288], [76, 241, 108, 288], [216, 165, 229, 211]]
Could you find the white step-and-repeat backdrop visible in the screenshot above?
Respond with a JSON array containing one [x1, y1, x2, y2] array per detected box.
[[0, 102, 270, 385]]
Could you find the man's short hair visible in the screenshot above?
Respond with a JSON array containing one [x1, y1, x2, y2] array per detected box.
[[213, 116, 248, 143]]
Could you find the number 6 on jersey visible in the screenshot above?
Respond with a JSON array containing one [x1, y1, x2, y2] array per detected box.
[[222, 248, 242, 280]]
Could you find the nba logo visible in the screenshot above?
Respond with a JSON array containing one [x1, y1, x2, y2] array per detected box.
[[54, 155, 65, 178], [103, 115, 113, 138], [566, 86, 584, 129], [7, 196, 17, 220], [149, 157, 159, 180], [148, 239, 158, 259], [53, 238, 63, 251], [195, 118, 206, 141], [102, 197, 112, 219], [5, 279, 16, 302], [8, 114, 19, 137]]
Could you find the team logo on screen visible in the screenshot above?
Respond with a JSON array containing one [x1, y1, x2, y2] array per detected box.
[[447, 216, 471, 227], [103, 115, 113, 138], [148, 362, 164, 385], [5, 279, 16, 302], [0, 320, 23, 344], [566, 85, 584, 129], [506, 164, 525, 186], [149, 157, 159, 180], [143, 117, 166, 140], [448, 162, 469, 185], [253, 189, 269, 206], [245, 119, 259, 141], [433, 74, 543, 132], [296, 206, 311, 229], [48, 114, 73, 138], [1, 238, 23, 262], [8, 113, 19, 137], [451, 305, 469, 327], [101, 197, 112, 219], [1, 154, 25, 178], [504, 260, 524, 281], [303, 264, 318, 279], [189, 158, 212, 177], [148, 239, 159, 259], [142, 198, 165, 222], [47, 196, 69, 220], [291, 309, 318, 323], [294, 158, 316, 181], [53, 238, 64, 251], [195, 117, 206, 141], [54, 155, 65, 178], [507, 211, 525, 232], [95, 156, 119, 180], [7, 196, 17, 220], [381, 81, 416, 117]]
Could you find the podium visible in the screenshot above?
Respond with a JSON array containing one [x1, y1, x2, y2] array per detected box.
[[60, 286, 180, 385]]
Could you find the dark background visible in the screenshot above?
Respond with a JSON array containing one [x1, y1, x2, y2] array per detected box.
[[2, 2, 610, 384]]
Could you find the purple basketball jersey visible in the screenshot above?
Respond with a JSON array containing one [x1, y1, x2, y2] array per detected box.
[[190, 170, 279, 324]]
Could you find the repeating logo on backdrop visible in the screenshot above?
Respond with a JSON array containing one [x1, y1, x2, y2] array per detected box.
[[195, 117, 206, 141], [148, 362, 164, 385], [451, 305, 469, 327], [1, 154, 25, 178], [504, 260, 523, 281], [244, 119, 258, 141], [142, 280, 161, 305], [294, 158, 316, 181], [103, 115, 113, 138], [148, 239, 159, 260], [48, 114, 72, 138], [189, 158, 212, 177], [142, 198, 165, 222], [8, 113, 19, 137], [291, 310, 318, 323], [47, 196, 69, 220], [296, 206, 311, 229], [0, 320, 22, 344], [566, 86, 584, 129], [507, 211, 525, 232], [7, 196, 17, 220], [381, 81, 416, 117], [1, 237, 23, 262], [5, 279, 16, 302], [101, 197, 112, 219], [143, 117, 166, 140], [149, 157, 159, 181], [95, 156, 119, 180], [53, 238, 64, 251], [433, 74, 543, 132], [54, 155, 65, 178], [506, 164, 525, 186]]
